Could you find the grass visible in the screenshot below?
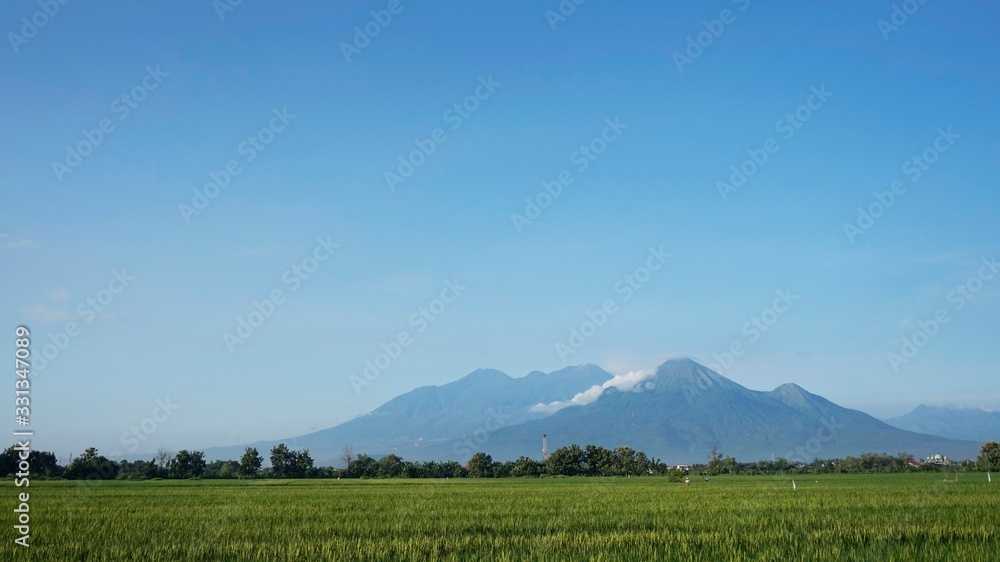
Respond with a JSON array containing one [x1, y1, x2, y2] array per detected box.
[[1, 473, 997, 561]]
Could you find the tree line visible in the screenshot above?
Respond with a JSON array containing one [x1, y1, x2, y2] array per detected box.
[[3, 440, 997, 480]]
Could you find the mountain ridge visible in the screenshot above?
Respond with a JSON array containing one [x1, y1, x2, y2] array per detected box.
[[204, 364, 613, 463], [205, 359, 984, 465], [883, 404, 1000, 443]]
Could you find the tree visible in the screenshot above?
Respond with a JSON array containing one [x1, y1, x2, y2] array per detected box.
[[494, 460, 514, 478], [295, 449, 314, 477], [714, 455, 737, 475], [979, 441, 1000, 471], [119, 459, 159, 480], [0, 446, 20, 477], [614, 446, 638, 476], [707, 447, 724, 475], [546, 444, 586, 476], [65, 447, 118, 480], [511, 456, 544, 477], [270, 444, 295, 478], [0, 446, 57, 477], [771, 457, 791, 473], [238, 447, 262, 479], [169, 450, 206, 478], [219, 461, 238, 478], [377, 454, 404, 478], [342, 445, 354, 471], [584, 445, 615, 476], [348, 454, 377, 478], [29, 450, 60, 477], [402, 462, 427, 478], [270, 444, 313, 478], [439, 460, 467, 478], [155, 448, 173, 471], [467, 452, 495, 478]]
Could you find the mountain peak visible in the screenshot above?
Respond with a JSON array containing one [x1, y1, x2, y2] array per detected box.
[[456, 368, 512, 385], [650, 358, 737, 392], [659, 357, 701, 368], [205, 356, 983, 465], [773, 382, 807, 395], [770, 383, 811, 408], [523, 364, 613, 384]]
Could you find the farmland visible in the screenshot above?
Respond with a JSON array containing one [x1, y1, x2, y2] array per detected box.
[[2, 474, 997, 561]]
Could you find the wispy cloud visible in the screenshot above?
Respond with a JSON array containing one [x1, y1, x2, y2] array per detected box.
[[48, 288, 72, 300], [531, 368, 656, 414], [22, 305, 71, 324], [0, 233, 34, 248]]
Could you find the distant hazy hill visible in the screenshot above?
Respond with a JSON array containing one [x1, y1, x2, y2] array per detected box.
[[474, 358, 980, 464], [204, 364, 612, 463], [207, 359, 982, 466], [883, 405, 1000, 443]]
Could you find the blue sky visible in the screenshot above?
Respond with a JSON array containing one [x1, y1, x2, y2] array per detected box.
[[2, 0, 998, 461]]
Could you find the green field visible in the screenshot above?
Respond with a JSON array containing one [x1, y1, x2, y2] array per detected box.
[[2, 474, 997, 561]]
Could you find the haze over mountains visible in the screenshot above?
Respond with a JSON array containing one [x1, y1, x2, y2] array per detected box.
[[206, 359, 986, 465], [883, 405, 1000, 443]]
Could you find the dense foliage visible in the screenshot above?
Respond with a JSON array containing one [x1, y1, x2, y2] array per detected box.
[[2, 441, 996, 481]]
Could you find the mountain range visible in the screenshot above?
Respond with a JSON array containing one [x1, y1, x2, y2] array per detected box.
[[883, 404, 1000, 443], [205, 358, 987, 465]]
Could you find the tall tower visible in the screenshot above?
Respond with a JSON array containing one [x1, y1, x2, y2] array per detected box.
[[542, 434, 548, 461]]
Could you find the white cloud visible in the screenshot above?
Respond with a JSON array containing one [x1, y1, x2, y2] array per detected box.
[[48, 288, 72, 300], [531, 368, 657, 414], [0, 234, 33, 248], [22, 305, 71, 325]]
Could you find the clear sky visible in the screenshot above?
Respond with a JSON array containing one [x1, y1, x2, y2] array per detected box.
[[2, 1, 998, 462]]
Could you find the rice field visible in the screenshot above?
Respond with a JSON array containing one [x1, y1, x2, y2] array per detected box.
[[2, 473, 997, 561]]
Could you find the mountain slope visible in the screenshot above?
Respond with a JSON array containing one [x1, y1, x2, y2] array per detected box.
[[207, 358, 983, 466], [474, 359, 982, 463], [883, 405, 1000, 442], [204, 364, 613, 464]]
